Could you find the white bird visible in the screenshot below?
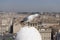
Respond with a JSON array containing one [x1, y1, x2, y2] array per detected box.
[[15, 26, 42, 40], [21, 14, 39, 23]]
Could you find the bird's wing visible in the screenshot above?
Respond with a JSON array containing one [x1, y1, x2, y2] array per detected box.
[[23, 17, 28, 21]]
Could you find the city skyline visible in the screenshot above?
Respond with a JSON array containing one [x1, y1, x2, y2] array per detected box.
[[0, 0, 60, 12]]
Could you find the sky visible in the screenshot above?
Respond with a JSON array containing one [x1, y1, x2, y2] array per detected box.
[[0, 0, 60, 12]]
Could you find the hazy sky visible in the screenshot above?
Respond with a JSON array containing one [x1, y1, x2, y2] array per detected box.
[[0, 0, 60, 12]]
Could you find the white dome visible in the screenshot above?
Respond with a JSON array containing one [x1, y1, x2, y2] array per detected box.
[[15, 26, 42, 40]]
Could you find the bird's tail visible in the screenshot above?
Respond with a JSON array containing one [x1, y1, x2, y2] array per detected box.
[[20, 21, 24, 24], [20, 21, 25, 25], [20, 21, 24, 23]]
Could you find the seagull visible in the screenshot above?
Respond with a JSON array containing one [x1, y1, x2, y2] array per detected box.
[[20, 14, 39, 23]]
